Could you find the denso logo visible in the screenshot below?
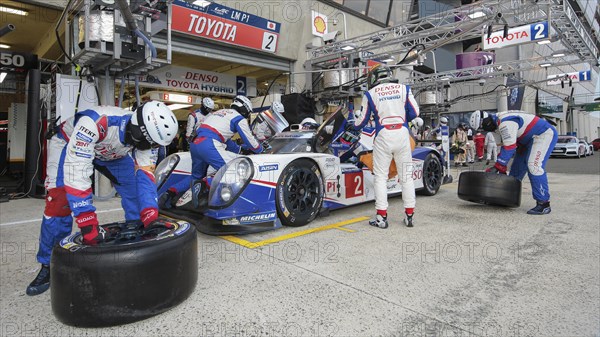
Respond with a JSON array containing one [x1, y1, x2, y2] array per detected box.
[[72, 200, 91, 208], [239, 213, 275, 223]]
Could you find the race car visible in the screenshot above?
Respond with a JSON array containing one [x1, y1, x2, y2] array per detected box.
[[156, 108, 448, 235]]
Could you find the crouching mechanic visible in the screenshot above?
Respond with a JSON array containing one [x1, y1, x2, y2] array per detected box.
[[161, 95, 263, 207], [353, 65, 421, 229], [186, 97, 215, 143], [470, 110, 558, 214], [26, 101, 178, 296]]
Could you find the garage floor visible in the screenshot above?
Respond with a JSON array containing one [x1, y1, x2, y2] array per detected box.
[[1, 169, 599, 336]]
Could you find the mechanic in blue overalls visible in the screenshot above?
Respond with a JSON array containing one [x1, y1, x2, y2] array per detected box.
[[160, 95, 263, 208], [353, 64, 422, 229], [470, 110, 558, 214], [27, 102, 178, 296]]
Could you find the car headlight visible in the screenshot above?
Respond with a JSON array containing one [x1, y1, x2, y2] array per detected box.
[[155, 154, 180, 190], [208, 157, 254, 208]]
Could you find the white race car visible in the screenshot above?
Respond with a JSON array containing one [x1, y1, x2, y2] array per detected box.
[[156, 109, 448, 235]]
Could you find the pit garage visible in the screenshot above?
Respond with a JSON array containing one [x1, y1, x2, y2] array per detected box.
[[1, 0, 599, 335]]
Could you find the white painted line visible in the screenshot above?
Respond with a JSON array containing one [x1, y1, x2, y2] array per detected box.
[[0, 208, 123, 227]]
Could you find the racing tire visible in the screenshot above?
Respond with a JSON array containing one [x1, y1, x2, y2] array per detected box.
[[276, 159, 324, 227], [457, 171, 521, 207], [419, 153, 443, 196], [50, 219, 197, 327]]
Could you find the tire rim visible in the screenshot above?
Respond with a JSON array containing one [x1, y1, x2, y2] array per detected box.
[[74, 221, 177, 246], [285, 168, 320, 213], [424, 157, 442, 190]]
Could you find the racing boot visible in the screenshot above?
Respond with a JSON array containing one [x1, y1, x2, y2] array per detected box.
[[81, 225, 107, 245], [26, 264, 50, 296], [404, 213, 414, 227], [527, 201, 551, 215], [368, 212, 388, 229]]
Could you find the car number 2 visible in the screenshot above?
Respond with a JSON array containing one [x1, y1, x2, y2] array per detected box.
[[345, 171, 364, 198]]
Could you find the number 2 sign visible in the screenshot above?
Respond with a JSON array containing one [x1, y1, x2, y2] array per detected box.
[[345, 171, 364, 198]]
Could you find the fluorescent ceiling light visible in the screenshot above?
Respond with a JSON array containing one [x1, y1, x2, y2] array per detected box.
[[439, 77, 450, 81], [192, 0, 211, 7], [0, 72, 7, 83], [167, 104, 192, 110], [537, 40, 551, 45], [0, 5, 28, 16], [551, 53, 565, 57], [468, 11, 485, 19], [0, 44, 10, 49], [540, 63, 552, 67], [341, 44, 356, 51], [382, 57, 395, 63]]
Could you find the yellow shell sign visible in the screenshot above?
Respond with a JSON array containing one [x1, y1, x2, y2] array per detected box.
[[313, 16, 326, 34]]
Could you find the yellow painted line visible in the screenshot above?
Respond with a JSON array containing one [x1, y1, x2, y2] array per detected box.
[[334, 227, 356, 233], [221, 216, 369, 248]]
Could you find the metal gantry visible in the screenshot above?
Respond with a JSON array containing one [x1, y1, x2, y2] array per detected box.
[[307, 0, 598, 101]]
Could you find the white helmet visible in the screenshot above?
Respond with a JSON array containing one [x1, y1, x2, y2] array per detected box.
[[231, 95, 253, 117], [411, 117, 424, 129], [439, 116, 448, 125], [300, 117, 319, 130], [131, 101, 178, 147], [202, 97, 215, 111], [469, 110, 488, 130], [271, 101, 285, 114]]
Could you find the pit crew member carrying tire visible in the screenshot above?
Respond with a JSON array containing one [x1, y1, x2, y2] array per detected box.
[[469, 110, 558, 215], [185, 97, 215, 143], [26, 102, 178, 296], [353, 64, 421, 229], [161, 95, 263, 208]]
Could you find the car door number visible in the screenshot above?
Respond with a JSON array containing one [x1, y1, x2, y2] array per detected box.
[[345, 172, 364, 198]]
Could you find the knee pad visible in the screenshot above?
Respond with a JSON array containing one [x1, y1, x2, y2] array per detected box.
[[44, 187, 72, 217]]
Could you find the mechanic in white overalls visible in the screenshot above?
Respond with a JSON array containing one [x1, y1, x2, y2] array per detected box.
[[353, 65, 422, 229], [185, 97, 215, 143]]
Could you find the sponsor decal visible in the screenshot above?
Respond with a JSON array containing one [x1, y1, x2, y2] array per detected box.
[[75, 152, 93, 159], [75, 132, 93, 143], [259, 164, 278, 172], [71, 200, 91, 208], [78, 125, 96, 138], [239, 212, 276, 224]]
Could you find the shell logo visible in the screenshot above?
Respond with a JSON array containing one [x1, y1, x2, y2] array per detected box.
[[313, 16, 326, 34]]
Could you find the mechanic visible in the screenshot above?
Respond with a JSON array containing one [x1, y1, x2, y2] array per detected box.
[[484, 127, 498, 165], [452, 123, 468, 166], [161, 95, 263, 208], [473, 128, 485, 161], [300, 117, 320, 131], [26, 102, 178, 296], [254, 101, 285, 141], [185, 97, 215, 143], [470, 110, 558, 215], [353, 64, 421, 229]]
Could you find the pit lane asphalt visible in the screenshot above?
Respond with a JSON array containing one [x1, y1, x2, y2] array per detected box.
[[1, 159, 598, 336]]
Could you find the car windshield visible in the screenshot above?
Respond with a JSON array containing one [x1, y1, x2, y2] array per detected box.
[[557, 137, 576, 143], [267, 133, 315, 154]]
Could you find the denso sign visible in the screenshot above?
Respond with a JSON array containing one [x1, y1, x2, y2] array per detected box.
[[483, 21, 548, 50]]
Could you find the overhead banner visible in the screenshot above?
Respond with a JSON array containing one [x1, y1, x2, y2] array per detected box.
[[546, 70, 592, 86], [171, 0, 281, 53], [483, 21, 548, 50], [136, 66, 257, 97]]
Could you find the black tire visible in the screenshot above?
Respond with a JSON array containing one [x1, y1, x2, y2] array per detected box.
[[457, 171, 521, 207], [276, 159, 324, 227], [51, 219, 197, 327], [419, 153, 443, 196]]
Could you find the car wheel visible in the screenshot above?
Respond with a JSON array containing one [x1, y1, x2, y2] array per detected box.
[[419, 153, 442, 196], [276, 159, 324, 227], [457, 171, 521, 207], [51, 219, 197, 327]]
